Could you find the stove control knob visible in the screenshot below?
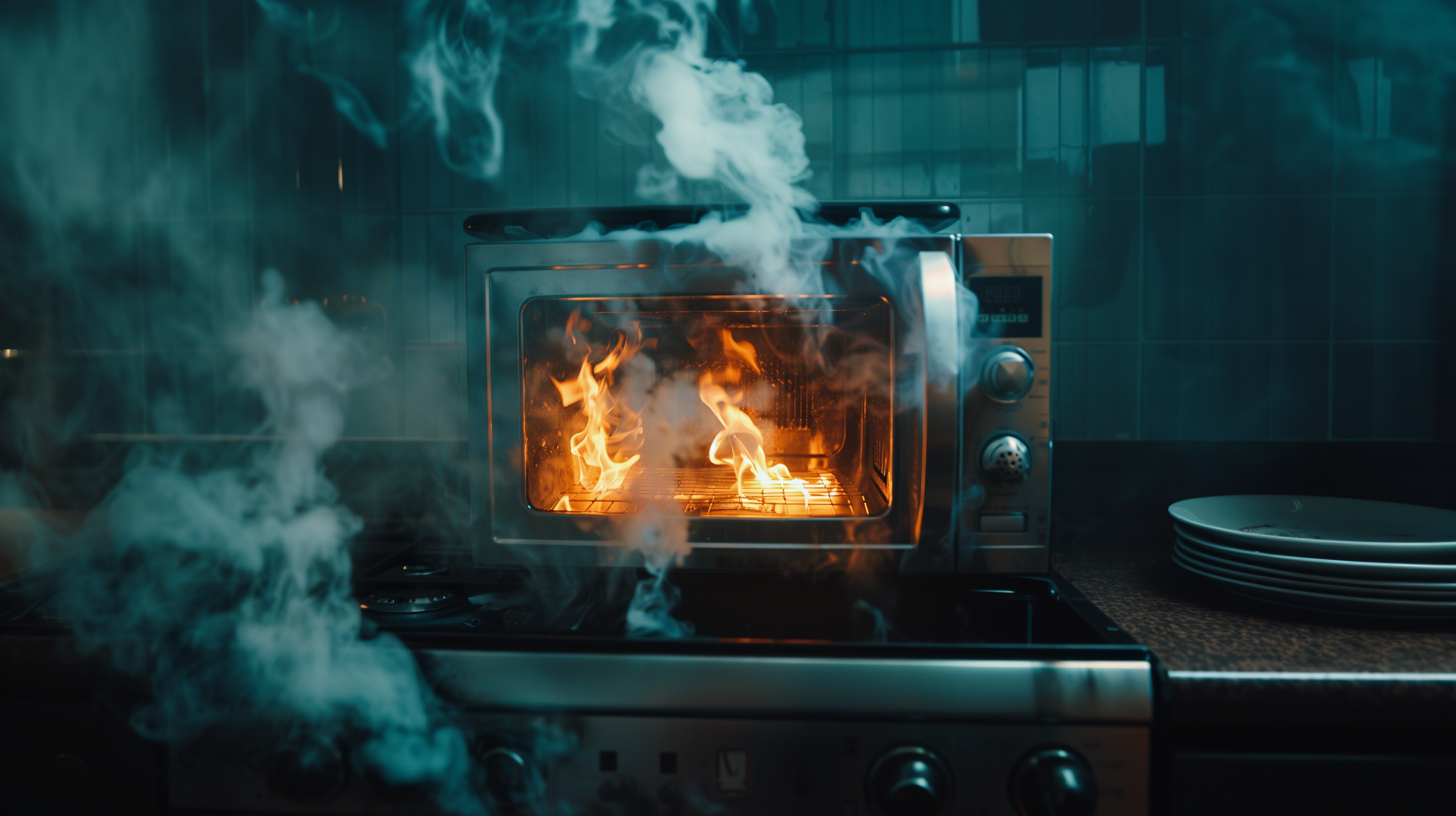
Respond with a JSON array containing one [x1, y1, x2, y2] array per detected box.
[[1009, 748, 1097, 816], [981, 434, 1033, 483], [480, 746, 532, 807], [980, 347, 1035, 402], [867, 746, 953, 816], [268, 736, 347, 804]]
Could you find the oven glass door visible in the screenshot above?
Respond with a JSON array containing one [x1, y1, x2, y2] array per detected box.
[[466, 237, 958, 567]]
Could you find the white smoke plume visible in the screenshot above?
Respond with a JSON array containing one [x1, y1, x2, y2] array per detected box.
[[0, 2, 486, 811], [393, 0, 974, 634], [0, 9, 976, 815], [59, 273, 481, 812], [570, 0, 823, 296]]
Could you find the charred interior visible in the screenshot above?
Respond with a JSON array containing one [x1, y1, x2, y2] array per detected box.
[[522, 295, 893, 518]]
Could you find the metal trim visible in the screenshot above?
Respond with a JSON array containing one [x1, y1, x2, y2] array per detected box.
[[423, 650, 1153, 722]]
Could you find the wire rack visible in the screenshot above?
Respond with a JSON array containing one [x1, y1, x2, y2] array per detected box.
[[549, 467, 870, 517]]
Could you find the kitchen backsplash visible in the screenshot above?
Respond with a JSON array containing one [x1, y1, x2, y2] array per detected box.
[[6, 0, 1451, 444]]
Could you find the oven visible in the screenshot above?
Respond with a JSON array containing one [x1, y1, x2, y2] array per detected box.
[[464, 216, 1052, 574], [8, 208, 1154, 816]]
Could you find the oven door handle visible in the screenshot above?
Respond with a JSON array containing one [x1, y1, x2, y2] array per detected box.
[[917, 251, 960, 552]]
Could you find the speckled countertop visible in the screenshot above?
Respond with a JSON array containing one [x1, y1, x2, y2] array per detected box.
[[1053, 522, 1456, 728]]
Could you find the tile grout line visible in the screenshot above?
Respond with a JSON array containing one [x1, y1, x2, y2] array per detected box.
[[1327, 9, 1340, 442], [1136, 0, 1148, 441]]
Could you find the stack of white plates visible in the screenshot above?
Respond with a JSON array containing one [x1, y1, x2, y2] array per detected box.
[[1168, 496, 1456, 617]]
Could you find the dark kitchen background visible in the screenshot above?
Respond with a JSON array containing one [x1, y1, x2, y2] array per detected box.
[[1, 0, 1453, 530]]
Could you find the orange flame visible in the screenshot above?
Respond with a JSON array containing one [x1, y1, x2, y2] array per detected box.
[[699, 369, 810, 506], [717, 327, 761, 374], [552, 323, 647, 495], [552, 322, 815, 515], [564, 308, 592, 346]]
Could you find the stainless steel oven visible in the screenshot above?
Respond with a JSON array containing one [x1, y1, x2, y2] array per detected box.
[[80, 211, 1153, 816], [465, 220, 1052, 573]]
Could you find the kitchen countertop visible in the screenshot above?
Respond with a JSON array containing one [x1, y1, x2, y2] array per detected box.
[[1051, 441, 1456, 731]]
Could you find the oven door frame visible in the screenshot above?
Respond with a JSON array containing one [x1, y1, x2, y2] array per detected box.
[[465, 235, 960, 572]]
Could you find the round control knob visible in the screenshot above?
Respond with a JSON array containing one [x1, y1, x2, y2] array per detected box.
[[268, 736, 347, 804], [1008, 748, 1097, 816], [480, 746, 532, 808], [867, 746, 953, 816], [980, 347, 1035, 402], [46, 753, 93, 805], [981, 434, 1033, 483]]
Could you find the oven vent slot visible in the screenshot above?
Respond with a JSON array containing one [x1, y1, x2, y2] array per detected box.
[[867, 392, 892, 485], [762, 357, 812, 431]]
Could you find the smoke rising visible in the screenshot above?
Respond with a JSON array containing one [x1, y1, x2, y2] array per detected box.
[[263, 0, 985, 638], [1175, 0, 1456, 187], [0, 1, 487, 811], [0, 0, 985, 810], [255, 0, 390, 149], [58, 274, 481, 811]]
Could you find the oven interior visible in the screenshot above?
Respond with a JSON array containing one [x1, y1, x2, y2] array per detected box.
[[521, 295, 893, 520]]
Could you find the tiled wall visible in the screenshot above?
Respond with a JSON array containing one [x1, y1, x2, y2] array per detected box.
[[46, 0, 1456, 443]]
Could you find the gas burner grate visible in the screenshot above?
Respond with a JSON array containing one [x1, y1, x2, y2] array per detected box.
[[550, 467, 871, 517]]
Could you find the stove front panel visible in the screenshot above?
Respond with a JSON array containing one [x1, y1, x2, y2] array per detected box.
[[512, 715, 1148, 816], [167, 713, 1148, 816]]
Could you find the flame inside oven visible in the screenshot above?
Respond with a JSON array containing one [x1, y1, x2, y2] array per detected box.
[[525, 297, 893, 519]]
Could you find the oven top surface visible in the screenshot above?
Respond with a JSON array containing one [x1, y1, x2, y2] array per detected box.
[[347, 548, 1143, 658], [2, 544, 1142, 658]]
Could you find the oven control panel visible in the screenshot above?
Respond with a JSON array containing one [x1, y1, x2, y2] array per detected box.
[[959, 235, 1054, 573], [168, 715, 1148, 815]]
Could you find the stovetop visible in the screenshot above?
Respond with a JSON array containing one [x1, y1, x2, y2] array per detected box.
[[1, 543, 1145, 660], [349, 547, 1143, 658]]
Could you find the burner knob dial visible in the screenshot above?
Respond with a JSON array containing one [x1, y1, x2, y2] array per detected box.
[[268, 736, 347, 804], [981, 434, 1033, 483], [1009, 748, 1097, 816], [480, 746, 532, 807], [866, 746, 953, 816], [980, 347, 1035, 402]]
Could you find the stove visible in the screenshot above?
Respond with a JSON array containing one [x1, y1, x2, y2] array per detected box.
[[1, 546, 1151, 815], [0, 207, 1153, 815], [188, 545, 1147, 815]]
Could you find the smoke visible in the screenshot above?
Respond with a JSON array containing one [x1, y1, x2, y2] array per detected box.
[[1184, 0, 1456, 186], [0, 1, 486, 811], [853, 599, 896, 643], [257, 0, 985, 636], [254, 0, 390, 148], [0, 3, 977, 810], [574, 1, 823, 296], [405, 0, 513, 179], [58, 274, 480, 811], [618, 504, 694, 637]]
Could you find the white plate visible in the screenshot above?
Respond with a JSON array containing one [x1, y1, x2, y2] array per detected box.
[[1174, 539, 1456, 600], [1169, 495, 1456, 562], [1172, 550, 1456, 618], [1175, 522, 1456, 582]]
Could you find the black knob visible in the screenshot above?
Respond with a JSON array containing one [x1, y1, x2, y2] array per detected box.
[[46, 753, 93, 805], [867, 746, 953, 816], [1009, 748, 1097, 816], [480, 746, 533, 808], [267, 736, 347, 804]]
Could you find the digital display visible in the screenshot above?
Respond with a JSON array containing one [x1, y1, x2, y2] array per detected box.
[[966, 276, 1043, 338]]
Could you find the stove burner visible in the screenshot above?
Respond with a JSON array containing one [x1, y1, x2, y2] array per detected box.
[[360, 590, 467, 615], [399, 563, 449, 577]]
